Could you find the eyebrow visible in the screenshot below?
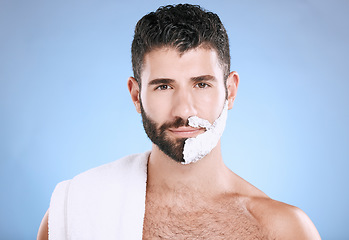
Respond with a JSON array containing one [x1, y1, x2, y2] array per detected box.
[[148, 78, 175, 86], [190, 75, 217, 82]]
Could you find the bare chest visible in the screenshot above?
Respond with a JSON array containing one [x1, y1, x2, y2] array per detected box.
[[142, 197, 269, 239]]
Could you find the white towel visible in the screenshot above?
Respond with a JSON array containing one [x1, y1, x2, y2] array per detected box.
[[48, 152, 149, 240]]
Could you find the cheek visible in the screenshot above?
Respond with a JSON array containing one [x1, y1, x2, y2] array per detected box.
[[194, 89, 226, 120], [141, 90, 171, 121]]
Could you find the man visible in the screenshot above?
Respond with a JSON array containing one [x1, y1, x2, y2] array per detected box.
[[38, 4, 321, 239]]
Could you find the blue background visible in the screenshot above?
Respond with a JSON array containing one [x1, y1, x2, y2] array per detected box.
[[1, 0, 348, 239]]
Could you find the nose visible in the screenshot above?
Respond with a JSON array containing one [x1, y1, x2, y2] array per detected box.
[[171, 89, 197, 120]]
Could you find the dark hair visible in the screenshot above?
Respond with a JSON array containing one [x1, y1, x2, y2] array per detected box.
[[131, 4, 230, 84]]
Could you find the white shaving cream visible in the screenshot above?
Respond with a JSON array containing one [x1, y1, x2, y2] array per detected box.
[[182, 100, 228, 164]]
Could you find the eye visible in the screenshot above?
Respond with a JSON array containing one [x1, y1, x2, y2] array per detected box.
[[155, 85, 172, 91], [196, 82, 210, 89]]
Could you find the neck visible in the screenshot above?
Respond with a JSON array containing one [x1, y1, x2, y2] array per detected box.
[[147, 141, 233, 196]]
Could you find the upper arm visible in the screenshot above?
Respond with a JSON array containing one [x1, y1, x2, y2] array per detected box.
[[37, 209, 49, 240], [252, 198, 321, 239], [272, 206, 321, 240]]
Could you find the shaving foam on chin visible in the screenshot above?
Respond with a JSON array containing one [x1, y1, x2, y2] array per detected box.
[[182, 100, 228, 164]]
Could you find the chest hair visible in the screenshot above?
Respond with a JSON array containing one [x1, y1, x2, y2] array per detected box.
[[142, 192, 271, 239]]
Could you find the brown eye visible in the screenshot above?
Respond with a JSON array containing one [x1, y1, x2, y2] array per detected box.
[[156, 85, 171, 90], [196, 82, 209, 88]]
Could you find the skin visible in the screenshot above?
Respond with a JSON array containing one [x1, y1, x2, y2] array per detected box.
[[37, 46, 321, 239], [37, 210, 48, 240], [128, 46, 321, 239]]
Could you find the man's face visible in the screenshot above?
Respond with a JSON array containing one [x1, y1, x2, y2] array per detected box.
[[139, 47, 228, 163]]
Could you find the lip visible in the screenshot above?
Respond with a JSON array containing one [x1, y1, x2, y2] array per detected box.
[[168, 127, 205, 138]]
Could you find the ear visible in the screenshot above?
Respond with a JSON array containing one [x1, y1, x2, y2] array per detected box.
[[127, 77, 141, 113], [226, 71, 239, 110]]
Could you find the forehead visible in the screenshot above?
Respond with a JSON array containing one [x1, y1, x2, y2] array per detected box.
[[140, 47, 224, 84]]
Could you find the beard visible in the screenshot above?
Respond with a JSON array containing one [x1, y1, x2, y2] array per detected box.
[[140, 101, 188, 163]]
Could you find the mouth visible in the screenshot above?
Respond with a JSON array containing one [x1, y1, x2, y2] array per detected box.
[[167, 126, 205, 138]]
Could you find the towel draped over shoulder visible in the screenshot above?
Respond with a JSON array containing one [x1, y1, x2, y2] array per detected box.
[[48, 152, 149, 240]]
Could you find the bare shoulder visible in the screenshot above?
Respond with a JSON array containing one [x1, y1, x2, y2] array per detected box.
[[248, 197, 321, 239], [37, 209, 49, 240]]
